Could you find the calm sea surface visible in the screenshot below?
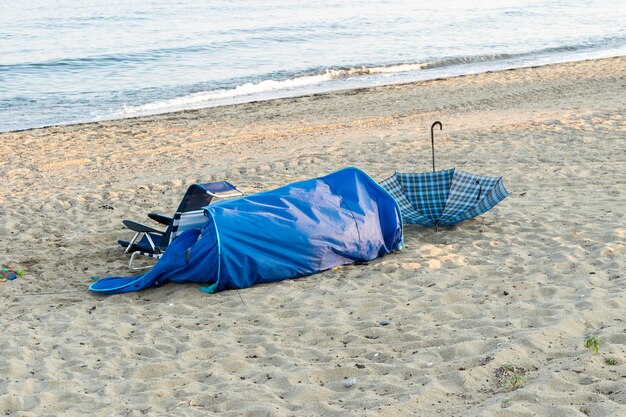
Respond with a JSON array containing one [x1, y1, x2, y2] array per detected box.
[[1, 0, 625, 132]]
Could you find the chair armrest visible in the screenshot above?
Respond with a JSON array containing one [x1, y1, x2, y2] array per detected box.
[[148, 212, 172, 225], [208, 190, 244, 199], [204, 181, 245, 198], [122, 220, 164, 235]]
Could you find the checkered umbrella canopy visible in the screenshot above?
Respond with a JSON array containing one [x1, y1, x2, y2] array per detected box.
[[379, 168, 508, 227]]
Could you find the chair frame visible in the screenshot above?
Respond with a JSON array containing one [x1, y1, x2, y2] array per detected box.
[[120, 182, 244, 270]]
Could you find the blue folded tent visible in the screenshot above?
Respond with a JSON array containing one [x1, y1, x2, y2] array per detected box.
[[90, 167, 403, 294]]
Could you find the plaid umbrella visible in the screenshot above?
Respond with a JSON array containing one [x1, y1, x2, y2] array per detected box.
[[379, 121, 508, 228], [379, 168, 508, 227]]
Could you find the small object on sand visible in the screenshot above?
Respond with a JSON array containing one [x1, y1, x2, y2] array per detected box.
[[1, 266, 25, 282], [479, 356, 494, 366], [379, 319, 391, 326], [344, 378, 356, 388], [503, 290, 510, 296]]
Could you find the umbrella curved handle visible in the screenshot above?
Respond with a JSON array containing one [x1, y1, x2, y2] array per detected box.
[[430, 121, 442, 172]]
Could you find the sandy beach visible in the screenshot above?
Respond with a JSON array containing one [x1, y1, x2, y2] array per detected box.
[[1, 57, 625, 416]]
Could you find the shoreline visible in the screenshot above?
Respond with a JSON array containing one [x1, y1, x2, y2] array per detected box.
[[1, 56, 625, 416], [3, 54, 624, 134]]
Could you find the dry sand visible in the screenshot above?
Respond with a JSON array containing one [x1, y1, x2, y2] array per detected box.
[[1, 56, 625, 416]]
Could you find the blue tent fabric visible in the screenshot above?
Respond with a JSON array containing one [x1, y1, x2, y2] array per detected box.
[[90, 167, 403, 294], [379, 168, 508, 227]]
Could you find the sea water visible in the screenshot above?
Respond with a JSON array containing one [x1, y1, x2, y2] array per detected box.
[[1, 0, 624, 132]]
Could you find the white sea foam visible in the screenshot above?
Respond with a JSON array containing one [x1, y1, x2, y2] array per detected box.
[[115, 63, 434, 116], [115, 73, 334, 116]]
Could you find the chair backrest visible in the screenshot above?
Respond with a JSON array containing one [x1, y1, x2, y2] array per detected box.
[[176, 181, 243, 212], [161, 181, 244, 248], [167, 209, 208, 245]]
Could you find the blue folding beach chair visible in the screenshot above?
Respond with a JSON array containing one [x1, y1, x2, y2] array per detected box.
[[118, 181, 243, 269]]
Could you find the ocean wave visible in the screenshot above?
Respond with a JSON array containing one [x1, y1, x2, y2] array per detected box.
[[115, 63, 440, 116], [114, 73, 333, 116], [414, 37, 626, 71], [115, 37, 626, 118]]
